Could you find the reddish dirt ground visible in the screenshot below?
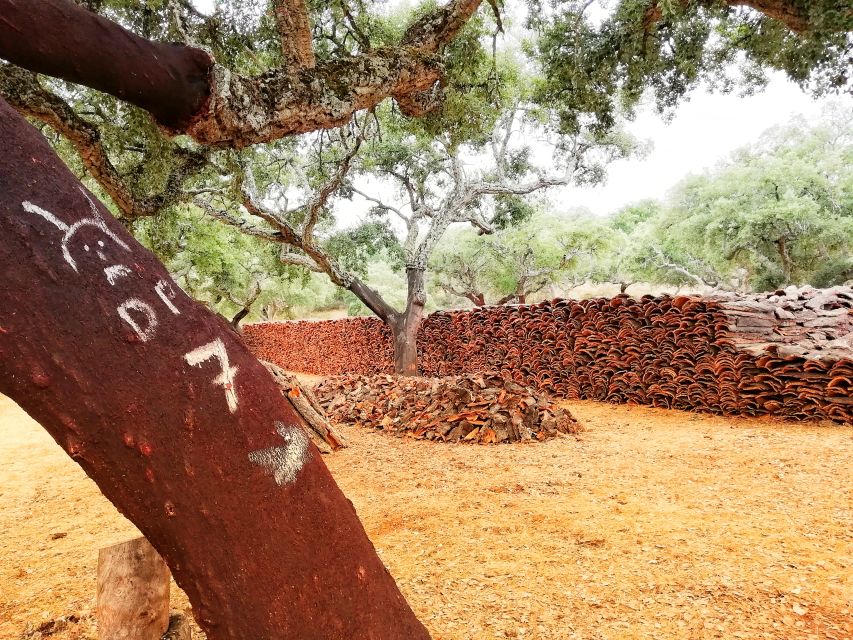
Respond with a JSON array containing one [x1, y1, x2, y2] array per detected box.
[[1, 392, 851, 639]]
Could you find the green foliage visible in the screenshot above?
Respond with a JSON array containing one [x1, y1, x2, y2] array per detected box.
[[529, 0, 852, 136], [324, 221, 405, 276], [610, 199, 662, 233], [431, 212, 622, 304], [133, 204, 316, 321], [608, 104, 853, 291]]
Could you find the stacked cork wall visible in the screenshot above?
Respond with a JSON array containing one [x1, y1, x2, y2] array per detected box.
[[243, 290, 853, 424]]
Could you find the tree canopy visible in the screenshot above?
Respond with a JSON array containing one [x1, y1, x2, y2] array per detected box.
[[429, 105, 853, 302], [1, 0, 849, 355], [529, 0, 852, 135]]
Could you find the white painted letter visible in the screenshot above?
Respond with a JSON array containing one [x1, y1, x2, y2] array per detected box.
[[155, 279, 181, 315], [23, 188, 130, 272], [104, 264, 132, 285], [248, 422, 311, 486], [184, 338, 239, 413], [117, 299, 158, 342]]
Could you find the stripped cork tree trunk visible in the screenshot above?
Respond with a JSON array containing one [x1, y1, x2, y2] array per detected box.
[[0, 97, 429, 639]]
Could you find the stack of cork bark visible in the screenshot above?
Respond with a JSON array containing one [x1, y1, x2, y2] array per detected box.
[[715, 285, 853, 360], [245, 317, 392, 376], [245, 286, 853, 425], [312, 372, 582, 444]]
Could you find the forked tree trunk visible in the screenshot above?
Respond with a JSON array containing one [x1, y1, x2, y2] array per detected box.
[[390, 316, 422, 376], [389, 268, 427, 376], [0, 98, 429, 640], [348, 268, 426, 376]]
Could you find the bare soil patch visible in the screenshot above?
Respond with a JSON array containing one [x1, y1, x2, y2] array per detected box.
[[1, 393, 850, 639]]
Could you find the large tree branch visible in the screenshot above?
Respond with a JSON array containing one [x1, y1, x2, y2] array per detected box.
[[349, 277, 400, 322], [0, 64, 206, 220], [189, 50, 444, 147], [0, 0, 483, 147], [643, 0, 813, 34], [195, 198, 285, 242], [401, 0, 483, 49], [467, 173, 572, 199], [0, 0, 213, 130], [728, 0, 812, 32], [204, 167, 402, 323], [279, 249, 325, 272], [273, 0, 316, 69]]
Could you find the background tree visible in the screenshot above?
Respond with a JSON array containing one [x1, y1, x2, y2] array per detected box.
[[653, 104, 853, 291], [200, 88, 636, 373], [432, 212, 618, 305]]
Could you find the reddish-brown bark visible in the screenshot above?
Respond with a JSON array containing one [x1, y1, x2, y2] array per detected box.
[[0, 0, 212, 130], [0, 97, 430, 640], [244, 292, 853, 424]]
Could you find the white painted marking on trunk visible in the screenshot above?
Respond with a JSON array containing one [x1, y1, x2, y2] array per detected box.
[[104, 264, 132, 285], [22, 188, 130, 272], [248, 422, 312, 487], [155, 279, 181, 315], [117, 299, 158, 342], [184, 338, 239, 413]]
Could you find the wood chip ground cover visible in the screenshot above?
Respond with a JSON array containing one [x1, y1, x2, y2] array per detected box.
[[0, 391, 850, 639]]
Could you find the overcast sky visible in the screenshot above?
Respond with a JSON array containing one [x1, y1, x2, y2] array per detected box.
[[556, 74, 835, 216]]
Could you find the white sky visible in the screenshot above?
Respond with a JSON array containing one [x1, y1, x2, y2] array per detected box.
[[336, 77, 840, 227], [555, 74, 837, 216]]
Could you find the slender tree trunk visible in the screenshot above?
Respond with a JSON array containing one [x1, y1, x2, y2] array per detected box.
[[387, 268, 427, 376], [230, 306, 251, 331], [0, 97, 430, 640], [776, 237, 794, 284]]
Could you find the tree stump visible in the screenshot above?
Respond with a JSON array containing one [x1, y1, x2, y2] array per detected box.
[[97, 537, 170, 640]]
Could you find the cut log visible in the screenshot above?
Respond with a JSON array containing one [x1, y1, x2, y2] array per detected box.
[[0, 97, 429, 639], [97, 537, 170, 640], [263, 360, 347, 452]]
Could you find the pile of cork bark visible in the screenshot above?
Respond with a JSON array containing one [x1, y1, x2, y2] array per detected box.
[[246, 286, 853, 425], [714, 285, 853, 360], [312, 372, 582, 444]]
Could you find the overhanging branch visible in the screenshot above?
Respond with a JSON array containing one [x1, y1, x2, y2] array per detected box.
[[0, 0, 484, 148], [273, 0, 317, 69]]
